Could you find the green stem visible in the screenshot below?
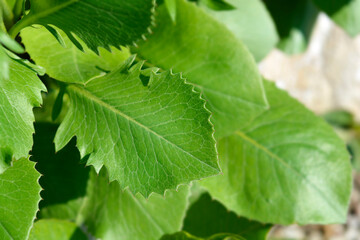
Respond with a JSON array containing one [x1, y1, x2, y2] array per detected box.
[[8, 15, 31, 38]]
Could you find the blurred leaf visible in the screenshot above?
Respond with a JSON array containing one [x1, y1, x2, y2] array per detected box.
[[349, 139, 360, 171], [323, 110, 354, 129], [165, 0, 177, 22], [29, 219, 87, 240], [198, 0, 278, 61]]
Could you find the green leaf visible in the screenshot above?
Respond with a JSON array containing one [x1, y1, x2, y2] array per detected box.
[[21, 25, 131, 84], [0, 158, 41, 240], [29, 219, 87, 240], [198, 0, 278, 61], [11, 0, 155, 51], [323, 110, 354, 129], [0, 46, 9, 79], [3, 48, 46, 76], [165, 0, 177, 23], [183, 193, 271, 240], [80, 168, 190, 240], [160, 232, 245, 240], [313, 0, 360, 37], [54, 57, 219, 196], [349, 138, 360, 171], [199, 0, 235, 11], [31, 123, 89, 220], [201, 80, 352, 224], [264, 0, 318, 54], [137, 0, 268, 138], [0, 47, 45, 171]]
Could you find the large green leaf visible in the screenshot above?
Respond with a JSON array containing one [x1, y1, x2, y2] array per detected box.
[[0, 158, 41, 240], [136, 0, 268, 138], [201, 80, 352, 224], [313, 0, 360, 37], [31, 123, 89, 220], [11, 0, 155, 51], [29, 219, 87, 240], [183, 193, 271, 240], [160, 232, 245, 240], [0, 47, 45, 172], [198, 0, 278, 61], [54, 57, 219, 196], [21, 25, 131, 84], [263, 0, 318, 54], [80, 168, 190, 240]]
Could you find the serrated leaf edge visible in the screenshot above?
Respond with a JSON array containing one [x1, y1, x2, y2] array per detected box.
[[56, 61, 220, 198], [97, 68, 219, 198]]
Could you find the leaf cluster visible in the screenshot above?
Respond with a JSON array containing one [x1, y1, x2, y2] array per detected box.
[[0, 0, 357, 239]]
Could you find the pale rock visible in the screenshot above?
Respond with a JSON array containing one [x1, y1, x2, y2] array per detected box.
[[260, 13, 360, 121]]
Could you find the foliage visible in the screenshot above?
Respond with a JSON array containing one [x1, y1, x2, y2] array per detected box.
[[0, 0, 357, 239]]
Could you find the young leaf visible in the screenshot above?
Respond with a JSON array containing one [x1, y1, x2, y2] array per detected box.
[[80, 168, 191, 240], [29, 219, 87, 240], [54, 57, 219, 196], [21, 25, 131, 84], [183, 193, 271, 240], [312, 0, 360, 37], [0, 46, 45, 170], [136, 0, 268, 138], [0, 158, 41, 240], [201, 80, 352, 225], [31, 123, 89, 221], [11, 0, 155, 51], [198, 0, 278, 61]]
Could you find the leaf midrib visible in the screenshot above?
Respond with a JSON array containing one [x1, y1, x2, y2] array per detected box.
[[235, 130, 343, 218], [69, 84, 218, 171]]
